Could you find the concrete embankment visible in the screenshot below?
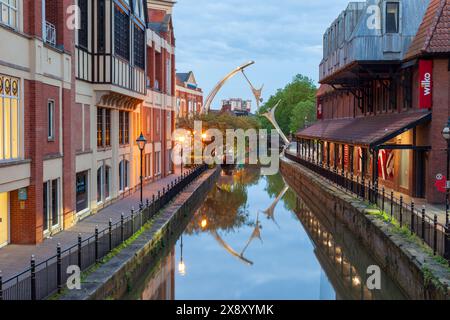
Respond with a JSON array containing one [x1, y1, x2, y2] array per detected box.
[[280, 157, 450, 300], [59, 167, 220, 300]]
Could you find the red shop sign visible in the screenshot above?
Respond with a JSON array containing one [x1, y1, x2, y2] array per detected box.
[[419, 60, 433, 109]]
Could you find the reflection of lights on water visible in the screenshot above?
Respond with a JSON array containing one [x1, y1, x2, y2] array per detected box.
[[178, 260, 186, 276], [352, 276, 361, 286], [336, 256, 343, 263], [327, 241, 333, 248], [201, 219, 208, 229]]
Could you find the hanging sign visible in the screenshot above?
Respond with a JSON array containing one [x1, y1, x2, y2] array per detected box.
[[435, 174, 446, 193], [419, 60, 433, 109], [317, 101, 323, 120]]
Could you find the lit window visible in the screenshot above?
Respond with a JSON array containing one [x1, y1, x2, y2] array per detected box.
[[386, 2, 399, 33], [0, 75, 19, 161], [97, 108, 111, 148], [0, 0, 17, 29], [119, 111, 130, 145]]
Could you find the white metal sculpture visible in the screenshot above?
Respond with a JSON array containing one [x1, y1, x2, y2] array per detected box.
[[201, 61, 260, 114]]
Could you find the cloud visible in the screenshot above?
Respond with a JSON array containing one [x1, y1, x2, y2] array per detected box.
[[173, 0, 350, 110]]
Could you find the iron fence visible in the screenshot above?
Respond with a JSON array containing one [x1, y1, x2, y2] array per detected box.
[[285, 151, 450, 263], [0, 164, 207, 300]]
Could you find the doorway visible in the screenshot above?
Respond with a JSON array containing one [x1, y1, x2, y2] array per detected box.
[[0, 192, 9, 247]]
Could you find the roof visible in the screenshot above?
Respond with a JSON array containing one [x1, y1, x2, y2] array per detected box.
[[316, 84, 334, 97], [176, 72, 190, 83], [296, 111, 432, 147], [405, 0, 450, 59]]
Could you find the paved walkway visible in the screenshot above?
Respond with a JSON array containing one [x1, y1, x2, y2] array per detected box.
[[0, 169, 185, 281]]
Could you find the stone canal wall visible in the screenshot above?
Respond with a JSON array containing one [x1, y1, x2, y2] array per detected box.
[[59, 167, 221, 300], [280, 157, 450, 300]]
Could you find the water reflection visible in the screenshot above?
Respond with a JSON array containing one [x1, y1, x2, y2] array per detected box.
[[125, 167, 407, 300]]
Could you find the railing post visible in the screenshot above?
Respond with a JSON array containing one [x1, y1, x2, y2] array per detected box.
[[382, 187, 385, 212], [0, 271, 3, 301], [152, 194, 156, 217], [361, 176, 365, 199], [30, 255, 36, 300], [109, 218, 113, 252], [433, 215, 438, 256], [421, 207, 426, 240], [399, 196, 403, 228], [445, 225, 450, 262], [95, 225, 99, 263], [131, 208, 135, 234], [120, 213, 125, 243], [78, 234, 82, 269], [411, 201, 415, 233], [57, 243, 62, 293], [390, 191, 394, 220]]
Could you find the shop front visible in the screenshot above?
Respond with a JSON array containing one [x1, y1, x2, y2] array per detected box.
[[296, 111, 431, 199], [0, 192, 8, 247]]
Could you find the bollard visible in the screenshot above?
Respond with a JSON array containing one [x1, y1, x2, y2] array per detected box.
[[30, 255, 36, 300], [95, 226, 99, 263], [57, 244, 62, 293]]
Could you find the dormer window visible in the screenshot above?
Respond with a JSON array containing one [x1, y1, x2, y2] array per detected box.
[[386, 2, 399, 33]]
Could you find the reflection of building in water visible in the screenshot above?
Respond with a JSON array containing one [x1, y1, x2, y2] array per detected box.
[[319, 269, 336, 300], [294, 198, 406, 300], [140, 250, 175, 300]]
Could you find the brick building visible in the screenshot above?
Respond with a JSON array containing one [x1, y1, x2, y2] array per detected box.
[[0, 0, 177, 246], [296, 0, 449, 204], [175, 71, 203, 118]]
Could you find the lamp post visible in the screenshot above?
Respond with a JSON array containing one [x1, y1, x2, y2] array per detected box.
[[442, 118, 450, 226], [136, 133, 147, 204], [178, 235, 186, 276], [201, 132, 207, 163]]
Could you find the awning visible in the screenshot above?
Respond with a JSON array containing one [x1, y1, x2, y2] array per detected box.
[[296, 111, 431, 148]]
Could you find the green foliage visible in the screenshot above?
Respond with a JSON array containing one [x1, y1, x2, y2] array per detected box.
[[257, 74, 317, 135]]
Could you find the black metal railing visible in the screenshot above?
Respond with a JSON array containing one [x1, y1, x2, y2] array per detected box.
[[0, 164, 207, 300], [285, 151, 450, 263]]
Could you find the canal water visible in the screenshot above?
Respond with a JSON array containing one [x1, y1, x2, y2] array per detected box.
[[125, 167, 407, 300]]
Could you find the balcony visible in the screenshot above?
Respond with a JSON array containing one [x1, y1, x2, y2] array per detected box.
[[44, 21, 56, 47]]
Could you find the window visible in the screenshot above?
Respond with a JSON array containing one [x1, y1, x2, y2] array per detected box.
[[166, 112, 172, 139], [0, 0, 17, 29], [97, 164, 110, 203], [134, 25, 145, 69], [0, 75, 19, 161], [386, 2, 399, 33], [97, 0, 106, 52], [119, 111, 130, 145], [78, 0, 89, 48], [47, 100, 55, 140], [119, 159, 129, 191], [144, 153, 151, 178], [76, 171, 89, 213], [166, 58, 172, 93], [43, 179, 59, 231], [97, 108, 111, 148], [114, 5, 130, 60], [155, 151, 161, 175]]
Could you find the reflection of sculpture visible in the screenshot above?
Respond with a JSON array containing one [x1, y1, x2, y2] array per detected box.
[[211, 210, 262, 266], [201, 61, 260, 114], [262, 185, 289, 228], [262, 100, 291, 156]]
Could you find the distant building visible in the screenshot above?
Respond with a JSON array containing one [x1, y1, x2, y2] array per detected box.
[[176, 72, 203, 118], [221, 99, 252, 116]]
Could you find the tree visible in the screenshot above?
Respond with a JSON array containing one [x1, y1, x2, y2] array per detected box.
[[257, 74, 317, 135]]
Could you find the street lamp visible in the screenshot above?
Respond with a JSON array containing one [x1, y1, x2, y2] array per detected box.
[[136, 132, 147, 204], [201, 132, 207, 163], [442, 118, 450, 226], [178, 136, 186, 176]]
